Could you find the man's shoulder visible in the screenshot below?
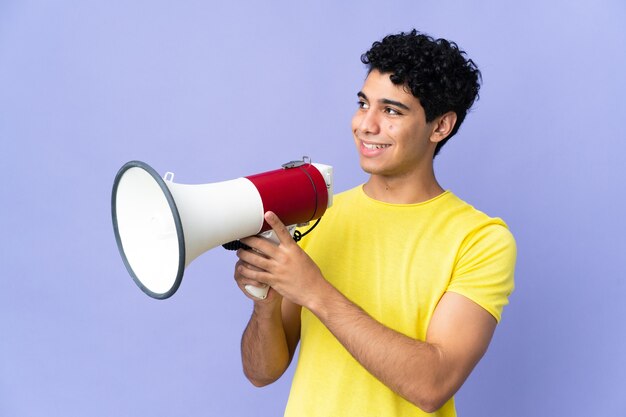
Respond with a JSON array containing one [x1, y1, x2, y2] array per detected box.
[[443, 192, 509, 229]]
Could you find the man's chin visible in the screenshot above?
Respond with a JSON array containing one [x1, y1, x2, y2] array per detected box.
[[359, 160, 385, 176]]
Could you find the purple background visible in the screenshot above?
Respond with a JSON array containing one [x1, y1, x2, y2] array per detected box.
[[1, 1, 625, 416]]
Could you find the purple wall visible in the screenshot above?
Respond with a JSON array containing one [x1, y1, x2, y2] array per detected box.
[[1, 1, 624, 416]]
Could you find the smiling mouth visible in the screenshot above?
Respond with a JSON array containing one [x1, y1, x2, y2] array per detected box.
[[362, 142, 391, 150]]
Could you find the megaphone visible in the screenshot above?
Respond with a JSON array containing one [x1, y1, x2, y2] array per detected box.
[[112, 157, 333, 300]]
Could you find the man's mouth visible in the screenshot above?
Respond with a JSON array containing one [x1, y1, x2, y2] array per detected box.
[[362, 142, 391, 150]]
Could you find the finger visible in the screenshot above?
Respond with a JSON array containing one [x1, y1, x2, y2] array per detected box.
[[240, 235, 277, 257], [236, 263, 270, 284], [235, 257, 265, 272], [234, 270, 266, 290], [237, 249, 272, 272], [264, 211, 294, 246], [236, 242, 271, 260]]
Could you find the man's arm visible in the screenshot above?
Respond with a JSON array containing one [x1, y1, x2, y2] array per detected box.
[[236, 261, 301, 387], [311, 288, 495, 412], [236, 212, 497, 412]]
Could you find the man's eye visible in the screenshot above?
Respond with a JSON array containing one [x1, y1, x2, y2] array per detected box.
[[357, 100, 369, 109], [384, 107, 401, 116]]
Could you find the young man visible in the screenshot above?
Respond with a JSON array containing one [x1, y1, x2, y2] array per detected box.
[[234, 30, 516, 416]]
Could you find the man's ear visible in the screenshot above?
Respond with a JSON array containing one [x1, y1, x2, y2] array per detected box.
[[430, 111, 457, 143]]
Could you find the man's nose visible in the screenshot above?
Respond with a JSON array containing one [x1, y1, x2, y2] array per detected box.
[[357, 110, 380, 135]]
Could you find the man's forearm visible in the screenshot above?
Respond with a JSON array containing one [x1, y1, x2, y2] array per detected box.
[[306, 286, 449, 412], [241, 302, 291, 387]]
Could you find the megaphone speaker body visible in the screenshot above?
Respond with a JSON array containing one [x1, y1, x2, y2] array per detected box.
[[112, 160, 333, 299]]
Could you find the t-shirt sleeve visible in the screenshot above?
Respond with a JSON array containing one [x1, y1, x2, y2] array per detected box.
[[446, 222, 516, 322]]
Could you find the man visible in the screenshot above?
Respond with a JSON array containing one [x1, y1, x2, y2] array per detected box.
[[234, 29, 516, 416]]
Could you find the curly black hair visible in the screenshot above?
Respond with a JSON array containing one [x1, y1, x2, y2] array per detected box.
[[361, 29, 481, 157]]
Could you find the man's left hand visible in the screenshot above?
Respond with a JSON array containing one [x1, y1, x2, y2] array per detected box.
[[236, 211, 330, 309]]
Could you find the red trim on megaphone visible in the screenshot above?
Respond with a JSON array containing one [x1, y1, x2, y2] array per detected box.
[[246, 164, 328, 232]]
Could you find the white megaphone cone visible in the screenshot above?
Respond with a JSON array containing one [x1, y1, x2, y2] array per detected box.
[[112, 159, 333, 300]]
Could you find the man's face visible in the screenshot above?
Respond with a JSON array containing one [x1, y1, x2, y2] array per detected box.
[[351, 70, 437, 179]]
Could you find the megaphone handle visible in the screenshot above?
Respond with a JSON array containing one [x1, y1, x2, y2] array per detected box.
[[243, 225, 297, 300], [245, 283, 269, 299]]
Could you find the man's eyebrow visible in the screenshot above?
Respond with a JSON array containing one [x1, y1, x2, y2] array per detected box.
[[381, 98, 410, 111], [356, 91, 411, 111]]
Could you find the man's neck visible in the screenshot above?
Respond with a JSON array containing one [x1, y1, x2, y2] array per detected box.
[[362, 170, 445, 205]]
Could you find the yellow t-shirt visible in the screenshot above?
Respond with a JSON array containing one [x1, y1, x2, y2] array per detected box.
[[284, 186, 516, 417]]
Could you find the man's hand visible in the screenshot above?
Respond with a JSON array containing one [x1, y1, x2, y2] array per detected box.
[[233, 243, 280, 305], [235, 211, 330, 309]]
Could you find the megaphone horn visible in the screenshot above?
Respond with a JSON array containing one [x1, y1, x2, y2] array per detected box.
[[111, 158, 333, 300]]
